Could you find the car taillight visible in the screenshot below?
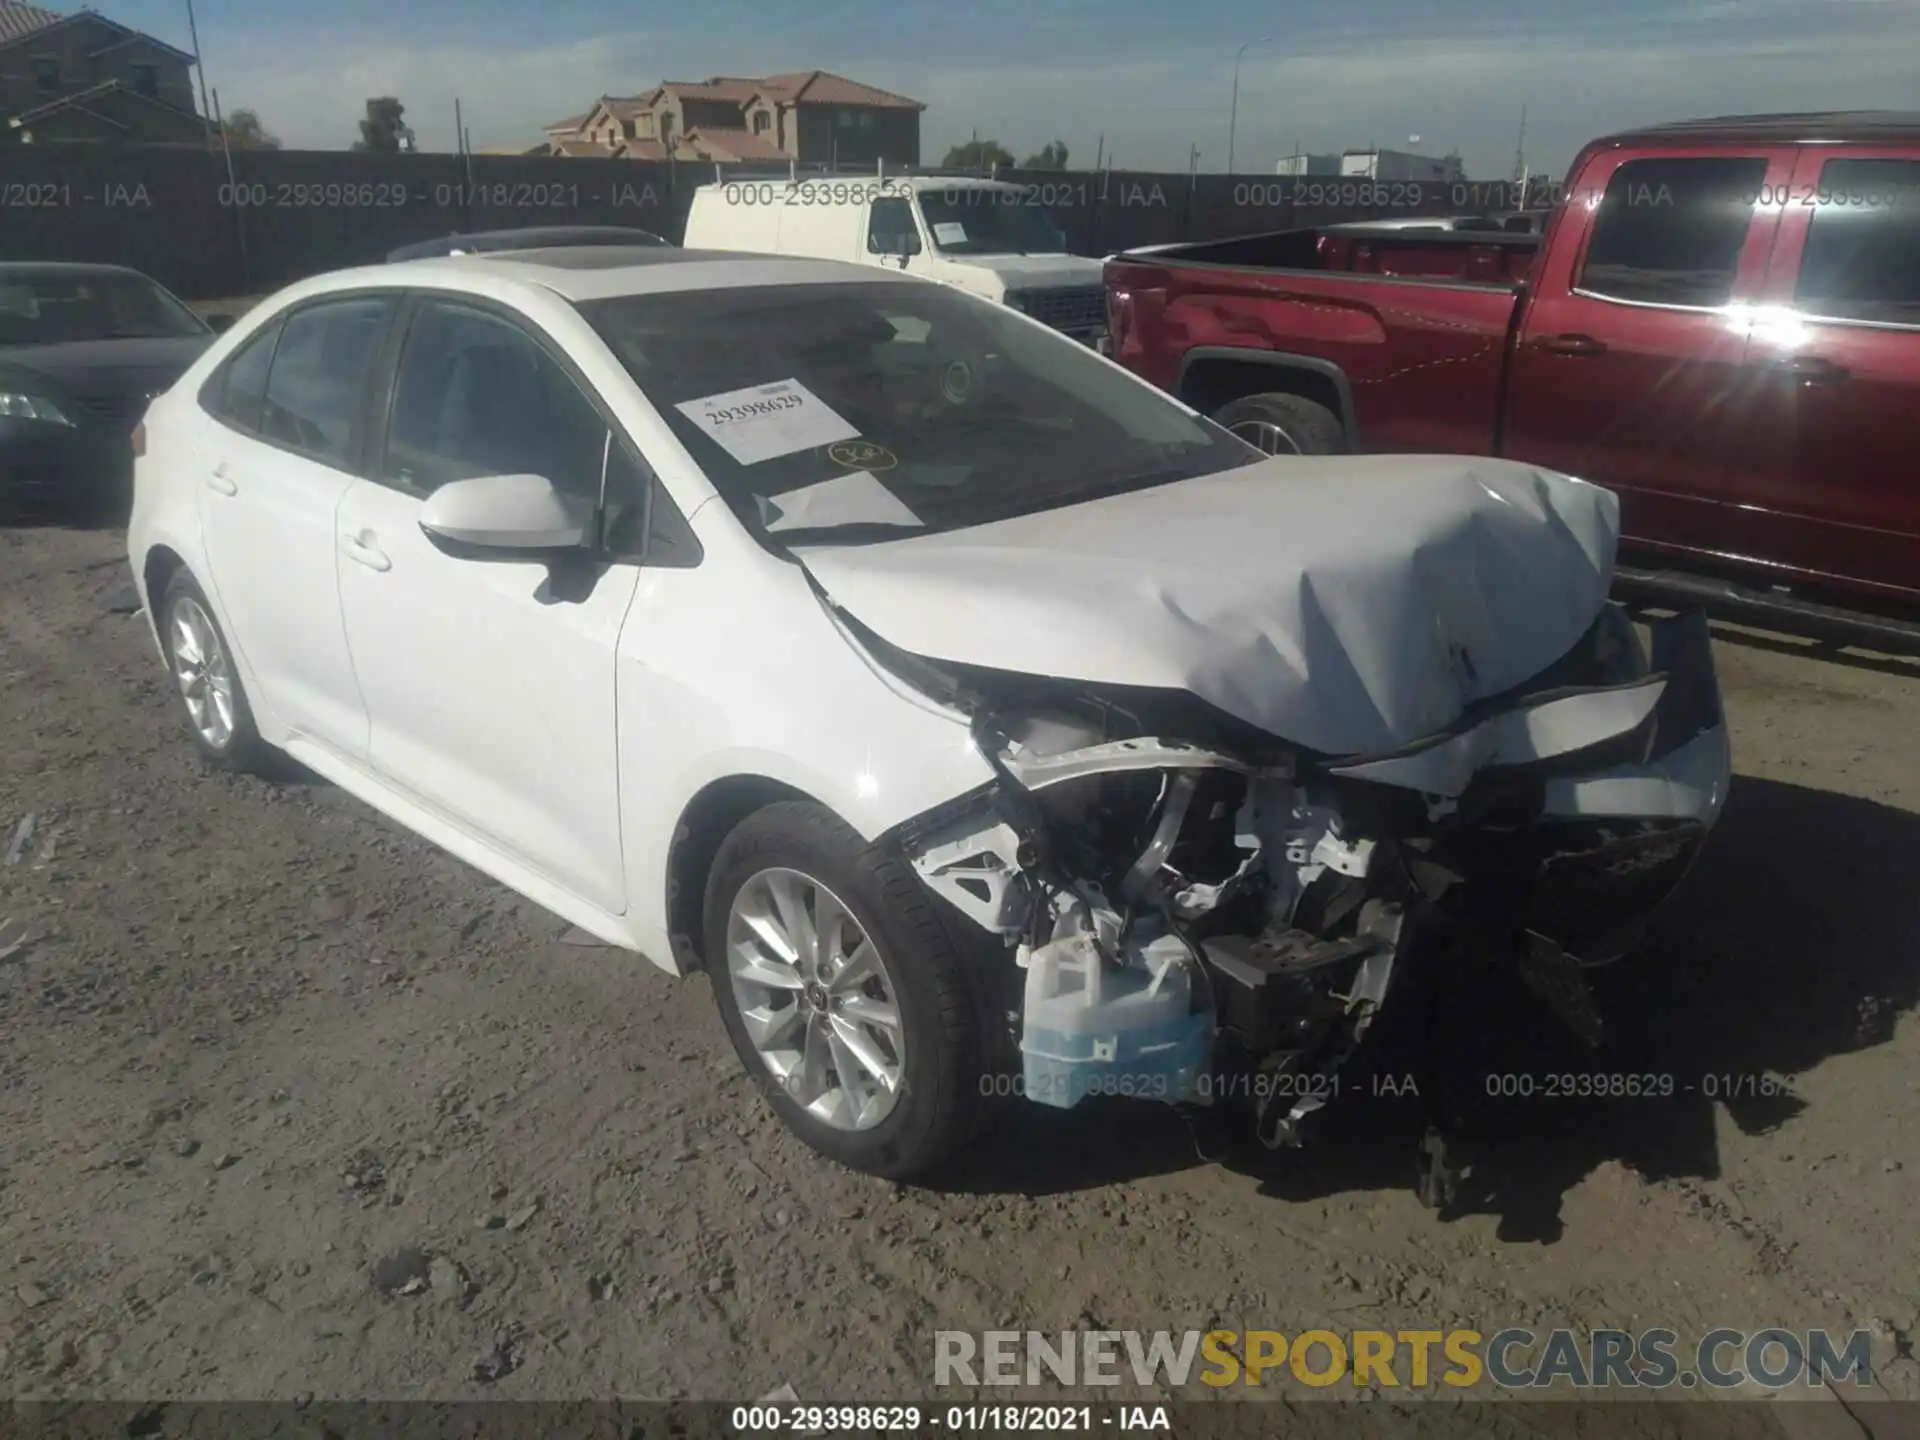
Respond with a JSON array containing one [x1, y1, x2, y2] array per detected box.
[[131, 421, 146, 457]]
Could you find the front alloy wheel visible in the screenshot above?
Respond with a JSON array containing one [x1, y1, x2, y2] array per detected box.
[[725, 867, 906, 1131], [702, 800, 996, 1179]]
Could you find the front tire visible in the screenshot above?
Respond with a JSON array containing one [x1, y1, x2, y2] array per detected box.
[[703, 801, 992, 1180], [1214, 392, 1345, 456], [159, 571, 276, 774]]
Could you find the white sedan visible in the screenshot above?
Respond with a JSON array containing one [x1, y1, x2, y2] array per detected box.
[[128, 245, 1730, 1189]]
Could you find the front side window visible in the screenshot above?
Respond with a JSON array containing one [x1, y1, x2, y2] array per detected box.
[[918, 189, 1067, 256], [131, 64, 159, 98], [1795, 158, 1920, 326], [0, 270, 207, 347], [382, 301, 608, 501], [259, 295, 395, 466], [752, 110, 770, 135], [1577, 155, 1768, 308], [866, 197, 921, 257], [31, 57, 57, 92], [580, 280, 1258, 550]]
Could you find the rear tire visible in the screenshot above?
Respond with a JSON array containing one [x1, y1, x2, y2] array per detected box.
[[1214, 392, 1345, 456], [703, 801, 993, 1180], [159, 571, 277, 775]]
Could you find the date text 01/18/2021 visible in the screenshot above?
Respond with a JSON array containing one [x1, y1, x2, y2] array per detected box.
[[729, 1404, 1173, 1433]]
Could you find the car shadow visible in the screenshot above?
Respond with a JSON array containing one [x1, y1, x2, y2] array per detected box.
[[947, 777, 1920, 1242], [1702, 623, 1920, 681]]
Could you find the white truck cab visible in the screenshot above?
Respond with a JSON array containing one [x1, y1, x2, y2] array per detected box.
[[682, 175, 1108, 344]]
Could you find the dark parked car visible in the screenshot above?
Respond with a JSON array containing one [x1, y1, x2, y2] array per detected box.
[[1106, 111, 1920, 651], [385, 226, 671, 262], [1, 262, 222, 520]]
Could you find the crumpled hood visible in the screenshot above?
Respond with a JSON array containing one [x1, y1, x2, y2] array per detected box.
[[797, 454, 1620, 757]]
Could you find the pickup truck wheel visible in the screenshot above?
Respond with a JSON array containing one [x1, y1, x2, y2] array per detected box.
[[703, 800, 991, 1180], [1214, 393, 1345, 456]]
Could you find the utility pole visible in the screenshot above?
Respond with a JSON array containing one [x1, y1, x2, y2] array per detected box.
[[1511, 104, 1528, 184], [183, 0, 213, 148]]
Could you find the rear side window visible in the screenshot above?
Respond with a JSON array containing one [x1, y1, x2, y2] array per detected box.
[[1795, 159, 1920, 326], [204, 319, 280, 433], [1577, 156, 1769, 308], [260, 295, 395, 467]]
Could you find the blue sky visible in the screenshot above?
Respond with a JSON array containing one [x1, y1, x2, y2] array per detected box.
[[110, 0, 1920, 175]]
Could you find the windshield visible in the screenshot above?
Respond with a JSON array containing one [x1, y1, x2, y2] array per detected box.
[[918, 189, 1068, 256], [580, 280, 1257, 548], [0, 271, 208, 346]]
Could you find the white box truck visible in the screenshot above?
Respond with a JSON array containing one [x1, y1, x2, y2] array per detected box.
[[682, 175, 1108, 345]]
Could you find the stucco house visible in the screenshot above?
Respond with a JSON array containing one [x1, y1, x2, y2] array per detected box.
[[0, 0, 207, 144], [546, 70, 923, 165]]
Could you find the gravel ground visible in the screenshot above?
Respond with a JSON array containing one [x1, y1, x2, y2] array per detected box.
[[2, 519, 1917, 1412]]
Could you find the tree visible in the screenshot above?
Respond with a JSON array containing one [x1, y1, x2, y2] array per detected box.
[[220, 108, 281, 150], [942, 137, 1014, 169], [353, 97, 408, 153], [1022, 140, 1069, 169]]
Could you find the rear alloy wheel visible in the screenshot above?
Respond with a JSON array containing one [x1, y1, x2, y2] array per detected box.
[[1213, 391, 1346, 456], [160, 571, 276, 774], [703, 801, 994, 1179]]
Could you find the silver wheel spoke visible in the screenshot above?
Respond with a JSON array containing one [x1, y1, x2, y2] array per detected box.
[[732, 940, 805, 991], [838, 991, 899, 1030], [828, 1013, 899, 1093], [724, 866, 907, 1133], [741, 999, 804, 1050], [829, 939, 881, 994], [765, 871, 818, 968]]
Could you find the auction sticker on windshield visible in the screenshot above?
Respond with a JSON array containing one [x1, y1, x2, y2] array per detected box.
[[932, 222, 968, 245], [675, 379, 860, 466]]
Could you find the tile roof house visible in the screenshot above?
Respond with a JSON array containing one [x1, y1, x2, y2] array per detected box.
[[552, 70, 924, 165], [0, 0, 209, 145]]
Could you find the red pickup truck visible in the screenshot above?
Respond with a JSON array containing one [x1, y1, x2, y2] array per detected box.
[[1104, 112, 1920, 651]]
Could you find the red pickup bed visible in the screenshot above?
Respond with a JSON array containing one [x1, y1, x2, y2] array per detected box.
[[1104, 112, 1920, 644]]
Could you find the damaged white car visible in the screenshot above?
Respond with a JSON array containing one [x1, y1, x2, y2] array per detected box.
[[128, 246, 1731, 1199]]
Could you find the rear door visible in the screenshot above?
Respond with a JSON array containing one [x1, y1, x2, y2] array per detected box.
[[1502, 147, 1796, 559], [1734, 147, 1920, 601], [194, 294, 397, 754]]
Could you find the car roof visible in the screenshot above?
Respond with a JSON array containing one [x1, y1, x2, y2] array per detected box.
[[694, 173, 1021, 194], [385, 226, 670, 261], [299, 247, 924, 305], [0, 261, 154, 280], [1595, 110, 1920, 147]]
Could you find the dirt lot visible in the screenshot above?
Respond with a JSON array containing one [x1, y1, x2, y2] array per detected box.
[[2, 519, 1918, 1410]]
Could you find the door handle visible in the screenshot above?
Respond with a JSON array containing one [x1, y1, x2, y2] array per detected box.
[[340, 532, 391, 572], [1758, 354, 1850, 383], [205, 463, 237, 497], [1538, 333, 1608, 357]]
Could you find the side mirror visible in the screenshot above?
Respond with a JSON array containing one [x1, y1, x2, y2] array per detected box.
[[418, 473, 590, 556], [206, 312, 237, 333]]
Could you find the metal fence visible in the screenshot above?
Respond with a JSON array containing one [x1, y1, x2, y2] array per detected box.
[[0, 146, 1549, 300]]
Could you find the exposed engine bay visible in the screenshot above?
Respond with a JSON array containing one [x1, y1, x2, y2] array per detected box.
[[857, 598, 1732, 1207]]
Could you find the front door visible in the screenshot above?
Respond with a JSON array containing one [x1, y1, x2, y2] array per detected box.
[[1502, 147, 1796, 563], [332, 295, 638, 913], [195, 295, 397, 754], [1732, 146, 1920, 603]]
